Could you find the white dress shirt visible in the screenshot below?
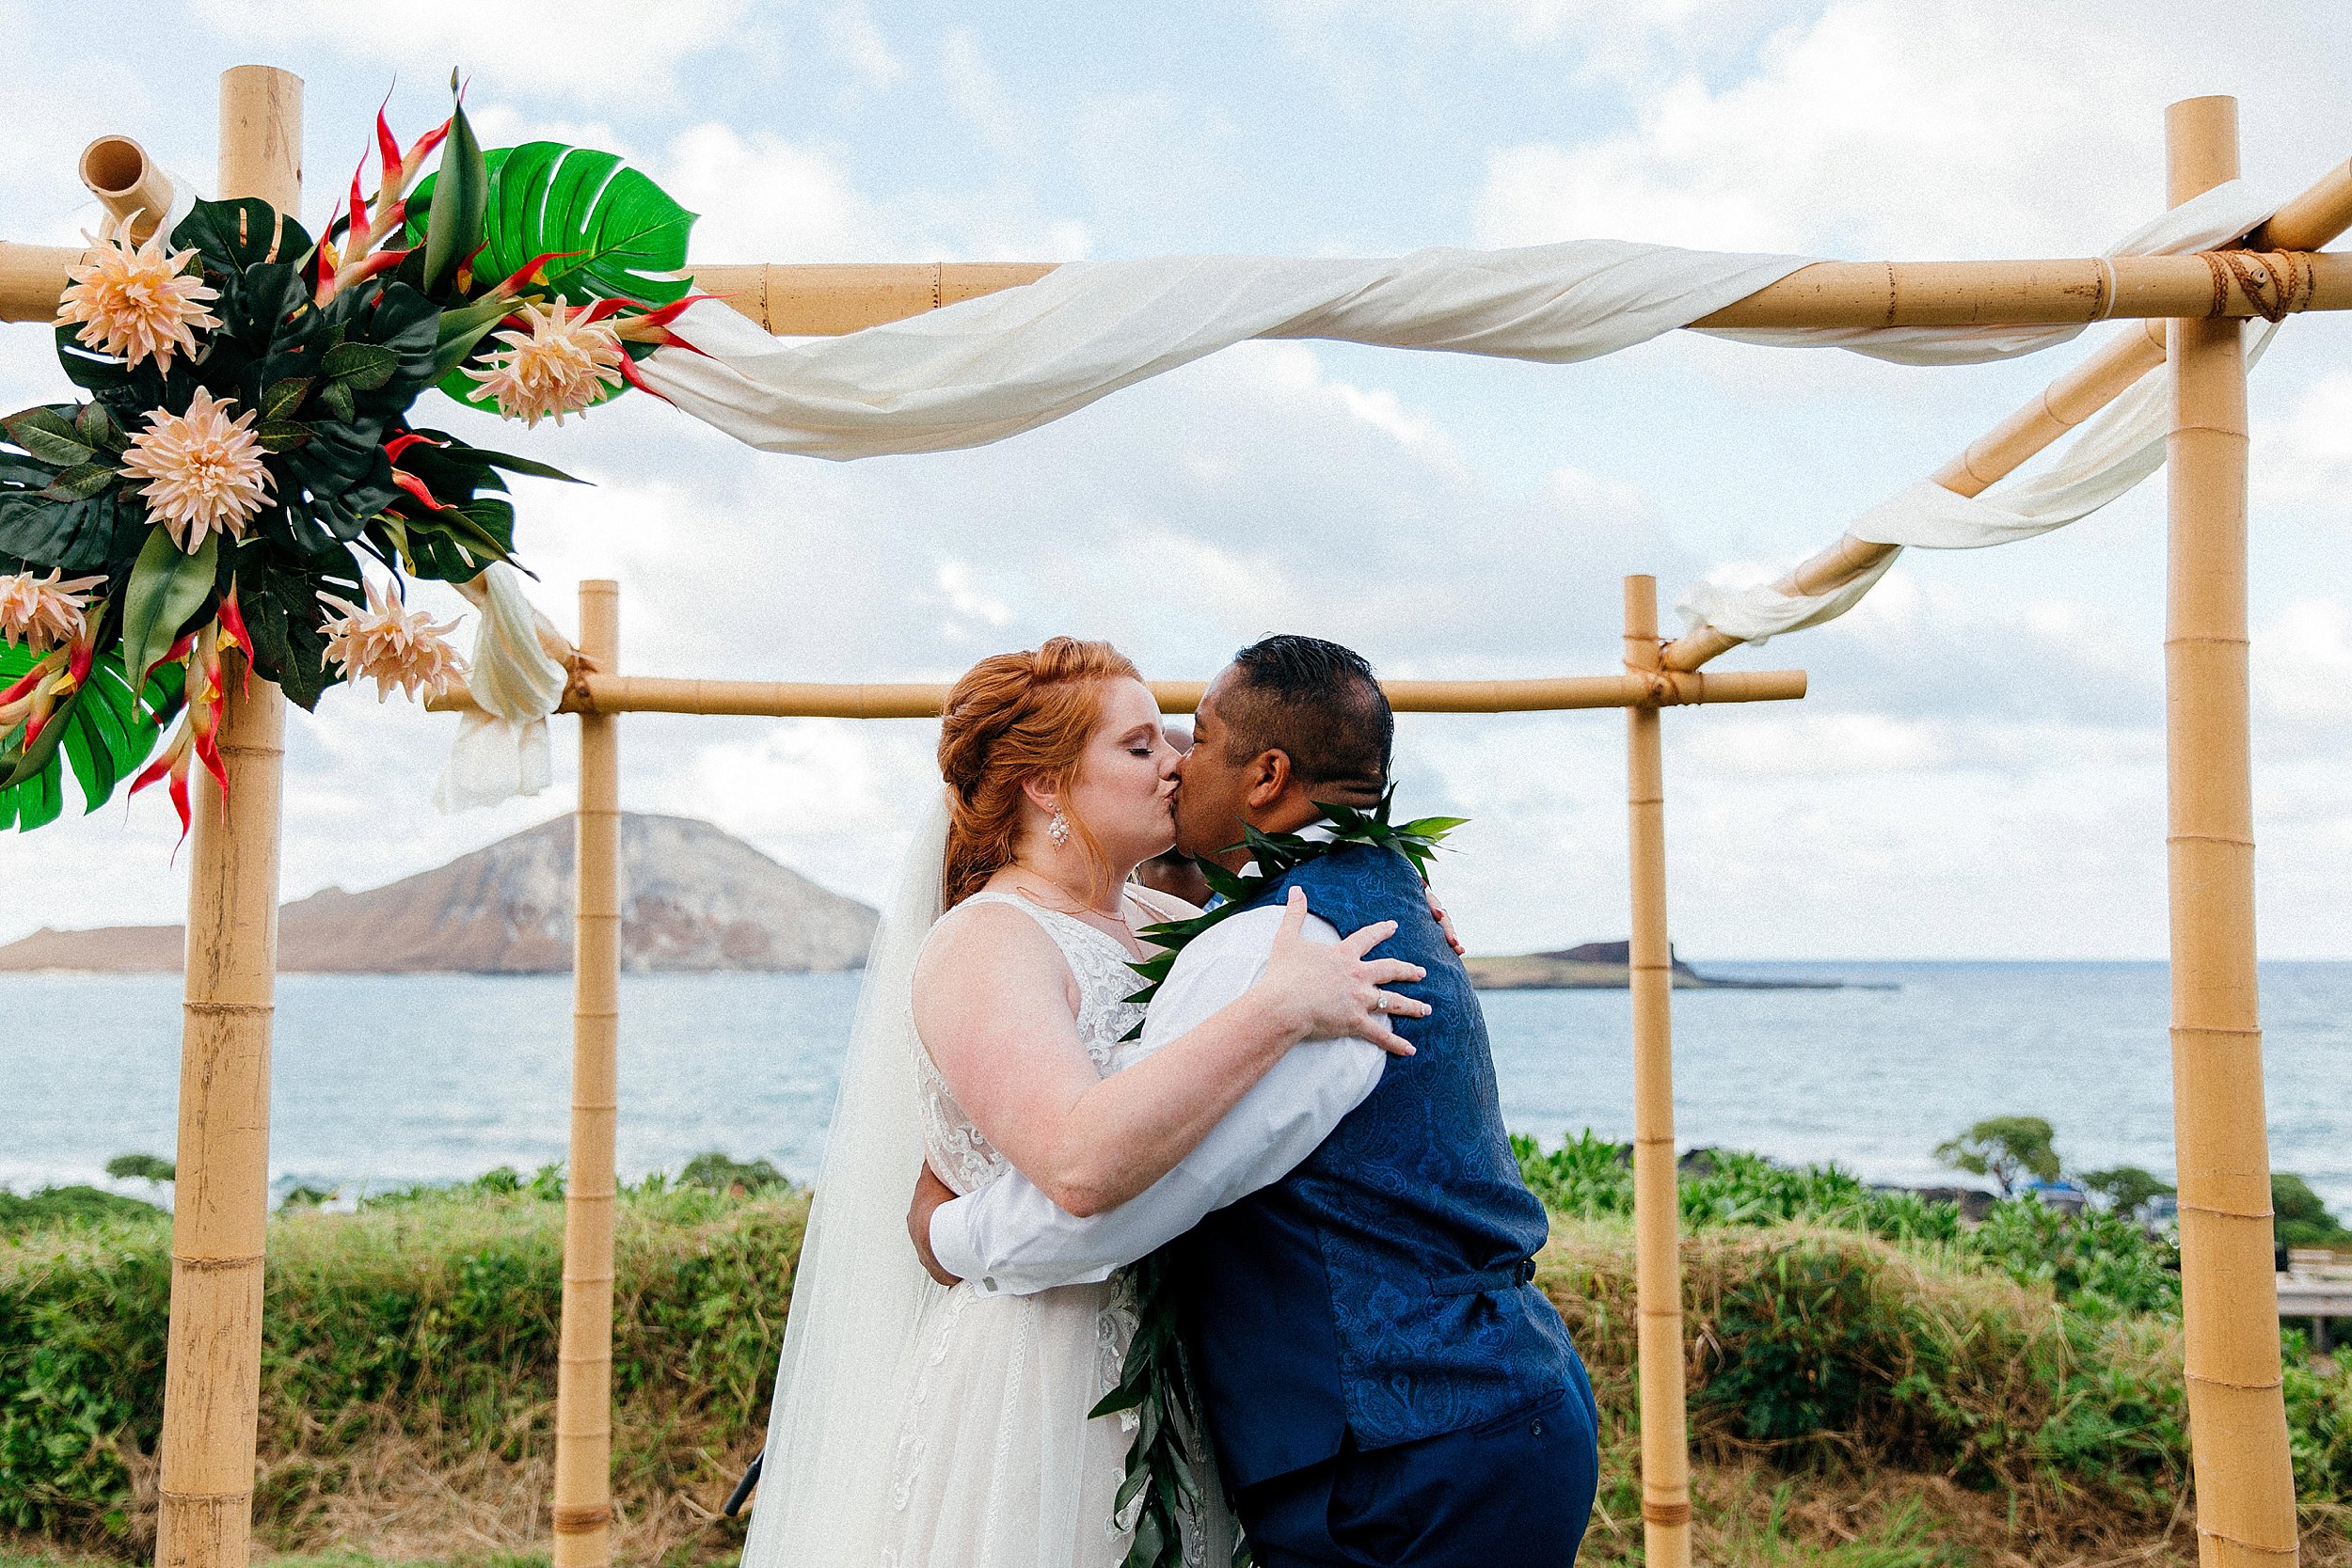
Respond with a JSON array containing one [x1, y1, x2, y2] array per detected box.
[[928, 879, 1388, 1297]]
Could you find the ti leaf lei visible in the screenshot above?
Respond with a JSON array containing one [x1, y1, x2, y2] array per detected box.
[[1090, 789, 1462, 1568]]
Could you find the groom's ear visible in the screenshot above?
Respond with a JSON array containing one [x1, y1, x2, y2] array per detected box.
[[1243, 748, 1294, 809]]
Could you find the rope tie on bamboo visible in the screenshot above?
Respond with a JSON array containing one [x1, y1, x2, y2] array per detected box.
[[550, 1504, 612, 1535], [1643, 1499, 1693, 1527], [2199, 249, 2312, 323]]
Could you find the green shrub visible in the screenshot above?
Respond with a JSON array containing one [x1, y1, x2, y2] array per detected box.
[[0, 1189, 162, 1239]]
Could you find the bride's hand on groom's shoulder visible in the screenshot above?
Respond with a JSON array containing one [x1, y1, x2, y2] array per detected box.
[[1260, 887, 1430, 1056]]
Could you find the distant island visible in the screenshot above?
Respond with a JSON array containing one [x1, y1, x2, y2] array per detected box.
[[0, 814, 878, 975], [1465, 940, 1868, 991]]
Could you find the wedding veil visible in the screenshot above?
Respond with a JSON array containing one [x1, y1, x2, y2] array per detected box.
[[739, 790, 952, 1563]]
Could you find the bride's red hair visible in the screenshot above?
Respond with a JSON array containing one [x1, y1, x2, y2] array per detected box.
[[938, 637, 1142, 908]]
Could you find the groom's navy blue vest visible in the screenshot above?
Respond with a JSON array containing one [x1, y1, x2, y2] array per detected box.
[[1177, 844, 1581, 1489]]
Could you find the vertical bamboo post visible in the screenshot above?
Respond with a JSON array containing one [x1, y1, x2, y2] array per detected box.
[[152, 66, 300, 1568], [2164, 98, 2299, 1567], [554, 580, 622, 1566], [1623, 575, 1692, 1568]]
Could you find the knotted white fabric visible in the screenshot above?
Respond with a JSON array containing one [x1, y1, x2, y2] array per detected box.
[[1677, 179, 2280, 647], [431, 562, 568, 813], [444, 180, 2275, 807]]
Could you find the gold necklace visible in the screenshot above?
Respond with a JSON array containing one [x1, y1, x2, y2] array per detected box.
[[1003, 863, 1136, 940]]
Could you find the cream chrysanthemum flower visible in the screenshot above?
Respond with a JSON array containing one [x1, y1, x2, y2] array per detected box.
[[56, 220, 221, 372], [464, 299, 627, 426], [0, 568, 104, 651], [121, 388, 275, 552], [319, 577, 467, 703]]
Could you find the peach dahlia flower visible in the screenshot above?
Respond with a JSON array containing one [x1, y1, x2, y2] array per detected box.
[[0, 568, 104, 651], [319, 577, 466, 703], [464, 299, 627, 427], [56, 220, 221, 373], [121, 388, 275, 552]]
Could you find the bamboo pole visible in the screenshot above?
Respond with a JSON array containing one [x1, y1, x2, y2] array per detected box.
[[1661, 151, 2352, 674], [553, 580, 623, 1568], [1622, 575, 1693, 1568], [153, 65, 299, 1568], [2163, 97, 2299, 1568], [79, 136, 176, 244], [427, 666, 1809, 721]]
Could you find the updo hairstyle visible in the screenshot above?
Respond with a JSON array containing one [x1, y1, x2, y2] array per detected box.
[[938, 637, 1141, 908]]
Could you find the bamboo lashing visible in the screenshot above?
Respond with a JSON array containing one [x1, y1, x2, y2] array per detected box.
[[78, 136, 175, 245], [425, 666, 1809, 721], [153, 65, 300, 1568], [2163, 98, 2299, 1568], [552, 580, 623, 1568], [1661, 150, 2352, 673], [1623, 575, 1693, 1568]]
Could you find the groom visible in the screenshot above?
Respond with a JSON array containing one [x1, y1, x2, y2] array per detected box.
[[911, 635, 1598, 1567]]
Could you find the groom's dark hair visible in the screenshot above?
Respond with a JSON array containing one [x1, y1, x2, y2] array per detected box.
[[1220, 635, 1391, 798]]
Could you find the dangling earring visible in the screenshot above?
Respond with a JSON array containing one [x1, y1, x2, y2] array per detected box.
[[1048, 808, 1071, 847]]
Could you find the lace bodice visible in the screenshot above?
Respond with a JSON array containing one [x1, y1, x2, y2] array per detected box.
[[915, 891, 1152, 1195]]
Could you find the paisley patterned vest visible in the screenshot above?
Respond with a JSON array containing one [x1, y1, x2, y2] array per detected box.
[[1177, 843, 1581, 1490]]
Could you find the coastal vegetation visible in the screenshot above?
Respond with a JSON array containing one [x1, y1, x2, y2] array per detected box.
[[2, 1147, 2346, 1567]]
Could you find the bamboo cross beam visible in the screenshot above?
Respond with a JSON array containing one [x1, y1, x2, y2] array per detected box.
[[1659, 151, 2352, 674], [2, 238, 2350, 332], [425, 665, 1808, 721]]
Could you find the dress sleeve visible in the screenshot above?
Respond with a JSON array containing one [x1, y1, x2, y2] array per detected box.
[[928, 905, 1385, 1297]]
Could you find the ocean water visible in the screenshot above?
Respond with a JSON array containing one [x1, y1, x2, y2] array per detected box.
[[5, 961, 2348, 1215]]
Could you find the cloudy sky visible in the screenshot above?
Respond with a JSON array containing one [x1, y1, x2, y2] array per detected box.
[[2, 0, 2348, 960]]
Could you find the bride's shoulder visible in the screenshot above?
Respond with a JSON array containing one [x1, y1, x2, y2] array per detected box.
[[918, 892, 1056, 967]]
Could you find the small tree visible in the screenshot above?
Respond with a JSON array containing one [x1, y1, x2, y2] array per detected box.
[[104, 1152, 175, 1186], [1933, 1117, 2059, 1196], [2274, 1173, 2350, 1249], [2080, 1165, 2175, 1215]]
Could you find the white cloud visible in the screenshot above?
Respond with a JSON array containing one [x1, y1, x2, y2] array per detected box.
[[661, 124, 906, 262], [189, 0, 752, 102], [1474, 0, 2350, 259], [822, 4, 903, 87], [2256, 370, 2352, 506]]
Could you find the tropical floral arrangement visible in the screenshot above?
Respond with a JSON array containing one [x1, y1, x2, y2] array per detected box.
[[0, 75, 700, 836]]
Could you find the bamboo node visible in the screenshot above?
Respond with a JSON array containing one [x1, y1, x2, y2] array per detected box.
[[2194, 1525, 2300, 1559], [183, 1001, 272, 1017], [2178, 1199, 2276, 1221], [550, 1505, 612, 1534], [1642, 1499, 1693, 1526], [2185, 1370, 2286, 1392], [158, 1486, 255, 1504]]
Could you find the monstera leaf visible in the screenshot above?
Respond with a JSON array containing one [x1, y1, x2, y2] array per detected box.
[[0, 643, 183, 831], [411, 141, 696, 412]]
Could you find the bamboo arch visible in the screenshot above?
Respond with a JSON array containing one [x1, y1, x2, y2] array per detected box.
[[426, 574, 1805, 1566], [0, 63, 2338, 1568]]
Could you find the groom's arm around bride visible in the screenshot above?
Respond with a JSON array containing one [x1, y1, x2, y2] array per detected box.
[[915, 635, 1601, 1568]]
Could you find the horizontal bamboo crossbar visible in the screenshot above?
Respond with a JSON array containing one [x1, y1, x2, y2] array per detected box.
[[426, 667, 1807, 721], [2, 245, 2348, 330]]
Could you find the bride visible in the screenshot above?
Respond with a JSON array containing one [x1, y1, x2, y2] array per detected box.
[[739, 637, 1428, 1567]]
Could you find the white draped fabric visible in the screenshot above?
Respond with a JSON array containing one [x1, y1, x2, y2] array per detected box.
[[1675, 180, 2279, 646], [438, 182, 2275, 809]]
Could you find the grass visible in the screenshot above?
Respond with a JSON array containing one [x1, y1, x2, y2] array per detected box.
[[4, 1151, 2348, 1567]]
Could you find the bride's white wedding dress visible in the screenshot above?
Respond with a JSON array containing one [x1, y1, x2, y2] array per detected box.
[[738, 797, 1231, 1568], [882, 891, 1147, 1565]]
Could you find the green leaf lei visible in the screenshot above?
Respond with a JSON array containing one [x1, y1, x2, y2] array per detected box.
[[1090, 789, 1463, 1568]]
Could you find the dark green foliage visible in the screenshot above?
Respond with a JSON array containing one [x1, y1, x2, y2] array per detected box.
[[1700, 1245, 1884, 1442], [0, 1187, 162, 1237], [99, 1156, 171, 1185], [0, 1180, 803, 1548], [676, 1153, 789, 1196], [2274, 1173, 2350, 1249], [2078, 1165, 2174, 1215], [1932, 1117, 2060, 1196]]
